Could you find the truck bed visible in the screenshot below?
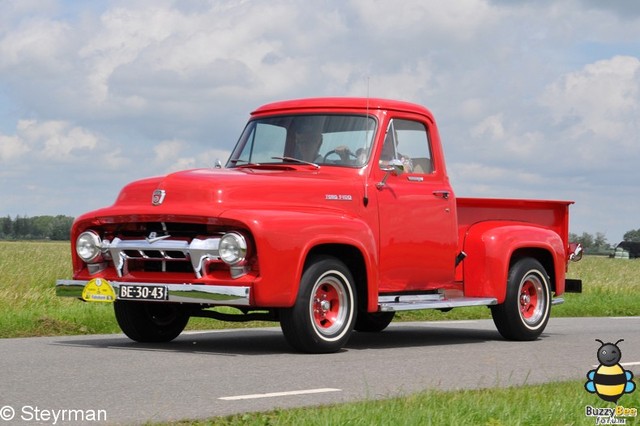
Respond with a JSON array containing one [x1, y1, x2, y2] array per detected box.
[[457, 197, 573, 244]]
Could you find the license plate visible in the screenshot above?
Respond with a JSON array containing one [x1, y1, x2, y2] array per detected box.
[[118, 284, 168, 301]]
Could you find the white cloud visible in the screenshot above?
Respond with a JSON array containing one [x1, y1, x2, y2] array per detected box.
[[536, 55, 640, 176], [154, 139, 197, 172], [15, 120, 99, 161], [450, 162, 546, 199], [154, 139, 230, 172], [540, 56, 640, 141], [0, 18, 71, 73], [0, 116, 133, 196], [154, 139, 185, 163], [74, 1, 306, 111], [0, 119, 102, 162], [352, 0, 499, 42], [467, 113, 547, 168], [472, 114, 506, 140], [0, 134, 28, 161]]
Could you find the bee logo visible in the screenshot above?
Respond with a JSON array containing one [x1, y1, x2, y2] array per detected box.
[[585, 339, 635, 403]]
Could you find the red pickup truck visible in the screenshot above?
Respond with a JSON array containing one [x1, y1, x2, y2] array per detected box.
[[56, 97, 582, 353]]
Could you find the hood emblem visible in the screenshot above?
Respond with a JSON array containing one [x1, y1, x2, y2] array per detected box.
[[152, 189, 166, 206]]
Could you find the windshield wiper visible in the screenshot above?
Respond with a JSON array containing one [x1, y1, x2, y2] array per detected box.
[[271, 156, 320, 169], [229, 159, 260, 168]]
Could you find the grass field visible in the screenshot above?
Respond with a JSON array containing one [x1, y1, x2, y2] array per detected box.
[[2, 241, 639, 425], [1, 241, 639, 338]]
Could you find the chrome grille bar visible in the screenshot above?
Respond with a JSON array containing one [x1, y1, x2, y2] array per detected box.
[[108, 237, 221, 278]]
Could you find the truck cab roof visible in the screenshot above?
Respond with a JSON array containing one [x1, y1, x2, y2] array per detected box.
[[252, 97, 435, 119]]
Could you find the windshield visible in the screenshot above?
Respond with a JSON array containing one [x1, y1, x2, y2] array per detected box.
[[226, 114, 377, 168]]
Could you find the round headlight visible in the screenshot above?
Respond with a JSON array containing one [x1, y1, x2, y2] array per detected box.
[[76, 231, 102, 262], [219, 232, 247, 265]]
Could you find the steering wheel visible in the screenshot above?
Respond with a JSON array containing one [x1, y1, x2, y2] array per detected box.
[[323, 149, 358, 163]]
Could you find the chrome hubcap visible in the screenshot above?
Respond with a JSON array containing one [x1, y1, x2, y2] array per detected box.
[[518, 271, 547, 326], [310, 272, 349, 337]]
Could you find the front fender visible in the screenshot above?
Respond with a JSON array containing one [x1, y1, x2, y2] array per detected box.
[[461, 221, 566, 303], [219, 208, 377, 308]]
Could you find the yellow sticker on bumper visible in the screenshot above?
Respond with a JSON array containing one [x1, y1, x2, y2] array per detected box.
[[82, 278, 116, 303]]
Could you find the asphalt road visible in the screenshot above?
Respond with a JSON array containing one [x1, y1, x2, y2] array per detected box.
[[1, 317, 639, 425]]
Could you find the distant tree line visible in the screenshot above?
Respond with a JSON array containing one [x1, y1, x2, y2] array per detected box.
[[569, 232, 611, 254], [623, 228, 640, 243], [570, 228, 640, 255], [0, 215, 74, 241], [2, 214, 640, 247]]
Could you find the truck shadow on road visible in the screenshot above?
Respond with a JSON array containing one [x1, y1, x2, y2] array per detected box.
[[51, 321, 512, 356], [348, 323, 504, 350]]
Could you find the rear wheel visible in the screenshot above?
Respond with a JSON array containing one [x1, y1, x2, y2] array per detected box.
[[280, 256, 356, 353], [491, 257, 551, 341], [114, 301, 190, 343]]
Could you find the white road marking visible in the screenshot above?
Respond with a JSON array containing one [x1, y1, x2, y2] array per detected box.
[[219, 388, 341, 401], [608, 317, 640, 320]]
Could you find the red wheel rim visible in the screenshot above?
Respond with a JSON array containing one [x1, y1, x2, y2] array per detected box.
[[310, 273, 349, 337], [518, 273, 546, 326]]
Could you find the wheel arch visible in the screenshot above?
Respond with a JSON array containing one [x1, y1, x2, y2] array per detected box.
[[304, 243, 371, 313], [220, 208, 377, 308], [510, 247, 556, 293]]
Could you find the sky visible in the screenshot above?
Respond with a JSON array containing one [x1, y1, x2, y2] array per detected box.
[[0, 0, 639, 243]]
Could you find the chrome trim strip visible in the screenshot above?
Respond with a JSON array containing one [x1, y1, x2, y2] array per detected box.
[[379, 297, 497, 312], [379, 294, 443, 303], [55, 279, 250, 306], [551, 297, 564, 306]]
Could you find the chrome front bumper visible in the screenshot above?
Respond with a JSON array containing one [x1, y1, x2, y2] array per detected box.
[[55, 279, 251, 306]]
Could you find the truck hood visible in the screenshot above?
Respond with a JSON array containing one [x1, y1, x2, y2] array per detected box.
[[83, 167, 365, 221]]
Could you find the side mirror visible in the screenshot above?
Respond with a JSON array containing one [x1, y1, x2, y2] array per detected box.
[[376, 159, 404, 189]]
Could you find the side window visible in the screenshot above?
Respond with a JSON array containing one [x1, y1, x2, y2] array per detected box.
[[379, 119, 433, 174]]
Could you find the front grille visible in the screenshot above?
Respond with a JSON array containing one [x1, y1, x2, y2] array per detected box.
[[123, 249, 188, 259], [90, 222, 252, 279], [108, 237, 222, 278]]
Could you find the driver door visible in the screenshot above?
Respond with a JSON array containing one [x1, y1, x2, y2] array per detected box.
[[375, 118, 457, 293]]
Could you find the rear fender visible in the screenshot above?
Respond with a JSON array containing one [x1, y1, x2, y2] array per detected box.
[[461, 221, 566, 303]]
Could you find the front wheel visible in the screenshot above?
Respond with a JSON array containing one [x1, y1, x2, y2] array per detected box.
[[491, 258, 551, 341], [114, 301, 190, 343], [280, 256, 356, 353]]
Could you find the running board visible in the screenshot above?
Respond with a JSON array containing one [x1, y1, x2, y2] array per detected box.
[[378, 294, 498, 312]]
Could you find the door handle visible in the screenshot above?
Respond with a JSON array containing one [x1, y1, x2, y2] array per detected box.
[[432, 190, 450, 199]]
